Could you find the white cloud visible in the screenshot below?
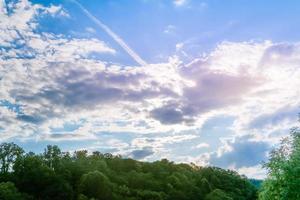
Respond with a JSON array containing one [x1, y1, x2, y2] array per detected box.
[[236, 165, 267, 179], [173, 0, 187, 7], [176, 42, 184, 51], [195, 143, 209, 149], [164, 25, 176, 34], [173, 0, 207, 9], [43, 5, 70, 18], [2, 29, 300, 143], [85, 27, 96, 34]]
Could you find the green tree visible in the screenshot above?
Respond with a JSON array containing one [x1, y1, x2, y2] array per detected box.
[[200, 178, 212, 196], [0, 143, 24, 174], [0, 182, 24, 200], [78, 194, 89, 200], [259, 127, 300, 200], [205, 189, 233, 200], [43, 145, 62, 170], [79, 170, 113, 200], [13, 154, 73, 200]]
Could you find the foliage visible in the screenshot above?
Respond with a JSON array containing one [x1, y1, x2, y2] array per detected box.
[[0, 142, 24, 174], [0, 143, 258, 200], [0, 181, 24, 200], [79, 171, 112, 200], [259, 127, 300, 200], [205, 189, 233, 200]]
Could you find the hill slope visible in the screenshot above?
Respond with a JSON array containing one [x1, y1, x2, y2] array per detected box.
[[0, 143, 258, 200]]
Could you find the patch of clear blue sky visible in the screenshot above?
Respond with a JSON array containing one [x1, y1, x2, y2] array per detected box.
[[32, 0, 300, 65], [0, 100, 21, 114]]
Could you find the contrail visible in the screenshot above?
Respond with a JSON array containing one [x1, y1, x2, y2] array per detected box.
[[72, 0, 147, 66]]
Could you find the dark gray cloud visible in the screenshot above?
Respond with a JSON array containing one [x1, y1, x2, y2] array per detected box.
[[248, 105, 300, 129], [150, 102, 185, 125], [209, 135, 270, 168], [32, 66, 177, 109], [129, 147, 154, 160]]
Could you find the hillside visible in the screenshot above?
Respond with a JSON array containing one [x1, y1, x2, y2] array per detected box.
[[0, 143, 257, 200]]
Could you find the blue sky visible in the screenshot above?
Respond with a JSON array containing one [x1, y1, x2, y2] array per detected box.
[[1, 0, 300, 179]]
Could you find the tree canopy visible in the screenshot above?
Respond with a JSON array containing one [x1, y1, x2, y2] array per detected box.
[[0, 142, 258, 200]]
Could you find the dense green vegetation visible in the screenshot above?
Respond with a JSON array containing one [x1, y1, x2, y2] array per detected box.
[[0, 143, 258, 200], [249, 179, 262, 189], [259, 126, 300, 200], [2, 124, 299, 200]]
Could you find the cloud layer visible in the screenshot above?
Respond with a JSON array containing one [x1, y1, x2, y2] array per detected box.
[[1, 0, 300, 179]]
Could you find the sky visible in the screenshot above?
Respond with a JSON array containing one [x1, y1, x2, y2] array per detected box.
[[1, 0, 300, 179]]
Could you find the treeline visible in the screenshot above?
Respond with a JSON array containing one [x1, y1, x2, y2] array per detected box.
[[0, 143, 258, 200]]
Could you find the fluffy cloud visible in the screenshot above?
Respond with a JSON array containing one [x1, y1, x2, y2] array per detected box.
[[195, 143, 209, 149], [209, 135, 270, 169], [150, 61, 260, 124], [248, 105, 299, 130], [236, 165, 267, 179]]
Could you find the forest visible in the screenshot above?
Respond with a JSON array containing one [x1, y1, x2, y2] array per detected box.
[[0, 143, 258, 200], [0, 126, 299, 200]]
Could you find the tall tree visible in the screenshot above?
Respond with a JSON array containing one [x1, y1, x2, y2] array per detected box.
[[43, 145, 62, 170], [0, 143, 24, 174], [259, 127, 300, 200], [13, 154, 73, 200]]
